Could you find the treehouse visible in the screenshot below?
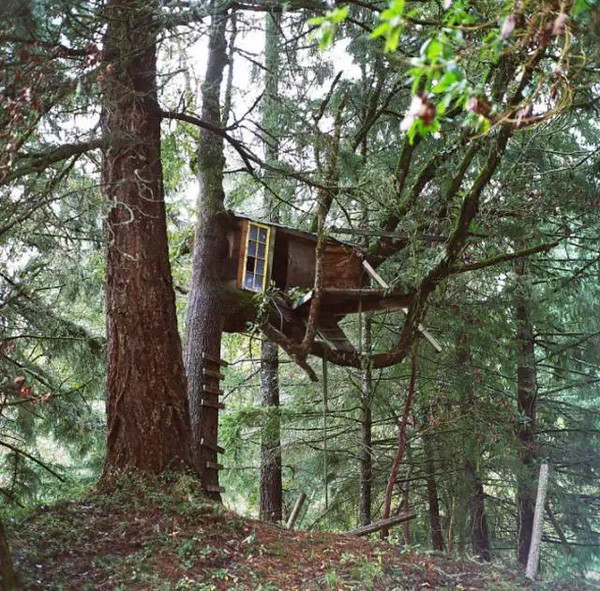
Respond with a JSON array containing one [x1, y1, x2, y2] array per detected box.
[[221, 214, 430, 354]]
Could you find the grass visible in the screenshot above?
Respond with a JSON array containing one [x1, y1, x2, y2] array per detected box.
[[7, 473, 586, 590]]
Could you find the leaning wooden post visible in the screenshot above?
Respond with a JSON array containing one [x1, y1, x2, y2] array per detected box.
[[526, 462, 550, 580], [286, 491, 307, 530]]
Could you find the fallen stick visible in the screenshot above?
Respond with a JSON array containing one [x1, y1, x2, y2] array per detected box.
[[344, 511, 417, 537]]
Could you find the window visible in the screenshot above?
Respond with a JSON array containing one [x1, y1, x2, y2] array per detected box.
[[242, 222, 271, 292]]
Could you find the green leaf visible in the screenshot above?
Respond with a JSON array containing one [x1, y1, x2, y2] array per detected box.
[[425, 38, 443, 62], [385, 26, 402, 52], [431, 70, 459, 94], [371, 23, 390, 39], [330, 5, 350, 23]]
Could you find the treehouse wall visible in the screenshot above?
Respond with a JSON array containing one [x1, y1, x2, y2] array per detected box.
[[223, 216, 364, 294]]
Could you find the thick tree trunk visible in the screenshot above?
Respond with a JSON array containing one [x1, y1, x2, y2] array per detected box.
[[0, 518, 19, 590], [259, 11, 283, 523], [102, 0, 193, 473], [259, 338, 283, 522], [184, 7, 229, 497], [515, 259, 538, 567], [359, 313, 373, 526], [457, 330, 491, 560], [423, 423, 445, 551]]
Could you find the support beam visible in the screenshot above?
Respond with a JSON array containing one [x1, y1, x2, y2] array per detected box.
[[361, 260, 443, 353]]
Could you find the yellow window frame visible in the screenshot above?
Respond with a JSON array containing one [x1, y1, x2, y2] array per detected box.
[[241, 221, 271, 292]]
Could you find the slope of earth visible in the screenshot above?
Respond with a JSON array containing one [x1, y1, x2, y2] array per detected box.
[[8, 474, 585, 590]]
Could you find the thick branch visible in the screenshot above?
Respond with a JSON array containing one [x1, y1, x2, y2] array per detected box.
[[450, 240, 560, 275], [2, 139, 105, 186]]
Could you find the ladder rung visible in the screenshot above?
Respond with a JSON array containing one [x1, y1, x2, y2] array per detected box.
[[203, 369, 225, 380], [201, 399, 225, 410], [202, 387, 224, 396], [200, 438, 224, 454], [206, 461, 224, 470], [202, 353, 229, 367]]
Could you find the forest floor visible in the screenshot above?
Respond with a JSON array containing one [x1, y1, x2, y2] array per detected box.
[[9, 475, 587, 590]]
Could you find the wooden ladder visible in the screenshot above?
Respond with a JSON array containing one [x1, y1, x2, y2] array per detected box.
[[200, 352, 228, 494]]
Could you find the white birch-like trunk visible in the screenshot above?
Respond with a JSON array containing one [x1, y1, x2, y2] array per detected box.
[[525, 462, 550, 580]]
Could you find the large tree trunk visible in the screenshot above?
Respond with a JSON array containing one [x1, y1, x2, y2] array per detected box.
[[259, 338, 283, 521], [184, 6, 229, 497], [102, 0, 193, 473], [515, 259, 538, 567], [0, 518, 19, 590], [359, 312, 373, 526], [259, 11, 283, 523]]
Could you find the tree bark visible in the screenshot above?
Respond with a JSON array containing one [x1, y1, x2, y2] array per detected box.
[[0, 518, 19, 591], [102, 0, 193, 473], [259, 338, 283, 522], [465, 457, 491, 560], [184, 5, 229, 497], [359, 312, 373, 526], [423, 422, 445, 551], [457, 329, 491, 560], [259, 10, 283, 523], [515, 258, 538, 567]]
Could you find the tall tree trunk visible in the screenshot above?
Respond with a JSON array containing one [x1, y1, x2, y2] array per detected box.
[[0, 518, 19, 590], [102, 0, 193, 473], [259, 339, 282, 521], [457, 330, 491, 560], [515, 259, 538, 567], [184, 6, 229, 498], [259, 10, 283, 523], [423, 421, 445, 551], [359, 312, 373, 526]]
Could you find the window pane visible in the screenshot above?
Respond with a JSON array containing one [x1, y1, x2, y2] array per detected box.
[[244, 272, 254, 289], [249, 224, 258, 240], [246, 256, 256, 272], [259, 227, 268, 243], [254, 274, 264, 290], [256, 259, 264, 275], [257, 242, 266, 259], [248, 240, 256, 257]]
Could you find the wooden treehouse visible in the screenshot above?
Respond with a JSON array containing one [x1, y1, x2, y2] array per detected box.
[[220, 214, 440, 355], [201, 214, 442, 495]]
